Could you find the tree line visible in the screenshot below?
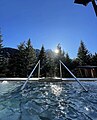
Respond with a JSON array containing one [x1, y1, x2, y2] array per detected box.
[[0, 33, 97, 78]]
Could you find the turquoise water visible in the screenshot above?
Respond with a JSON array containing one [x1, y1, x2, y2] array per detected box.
[[0, 81, 97, 120]]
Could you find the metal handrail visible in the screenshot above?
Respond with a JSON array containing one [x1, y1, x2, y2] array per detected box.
[[21, 60, 40, 90], [59, 60, 87, 92]]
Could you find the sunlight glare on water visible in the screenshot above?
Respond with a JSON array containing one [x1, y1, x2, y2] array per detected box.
[[0, 81, 97, 120], [50, 83, 62, 96]]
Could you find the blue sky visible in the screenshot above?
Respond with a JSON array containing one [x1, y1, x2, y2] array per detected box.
[[0, 0, 97, 58]]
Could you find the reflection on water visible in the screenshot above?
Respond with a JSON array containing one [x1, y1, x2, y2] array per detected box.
[[0, 81, 97, 120], [0, 81, 20, 96], [50, 83, 62, 96]]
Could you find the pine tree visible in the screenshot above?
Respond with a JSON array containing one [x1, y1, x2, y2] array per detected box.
[[45, 50, 55, 77], [25, 39, 36, 75], [17, 39, 37, 77], [65, 53, 72, 66], [7, 52, 19, 77], [54, 44, 65, 77], [77, 40, 91, 65], [61, 53, 72, 77], [91, 53, 97, 66], [38, 45, 46, 77], [17, 42, 27, 77], [56, 43, 64, 59], [38, 45, 46, 61]]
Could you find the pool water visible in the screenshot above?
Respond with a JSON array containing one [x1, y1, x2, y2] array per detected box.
[[0, 81, 97, 120]]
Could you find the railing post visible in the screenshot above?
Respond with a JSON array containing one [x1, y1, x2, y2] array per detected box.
[[60, 61, 62, 78], [59, 60, 87, 92], [21, 60, 40, 90], [38, 61, 40, 78]]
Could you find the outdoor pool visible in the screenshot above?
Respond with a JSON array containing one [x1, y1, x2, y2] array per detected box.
[[0, 81, 97, 120]]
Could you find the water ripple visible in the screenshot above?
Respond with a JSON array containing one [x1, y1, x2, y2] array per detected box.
[[0, 81, 97, 120]]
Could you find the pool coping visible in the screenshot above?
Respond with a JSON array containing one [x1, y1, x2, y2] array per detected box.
[[0, 78, 97, 82]]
